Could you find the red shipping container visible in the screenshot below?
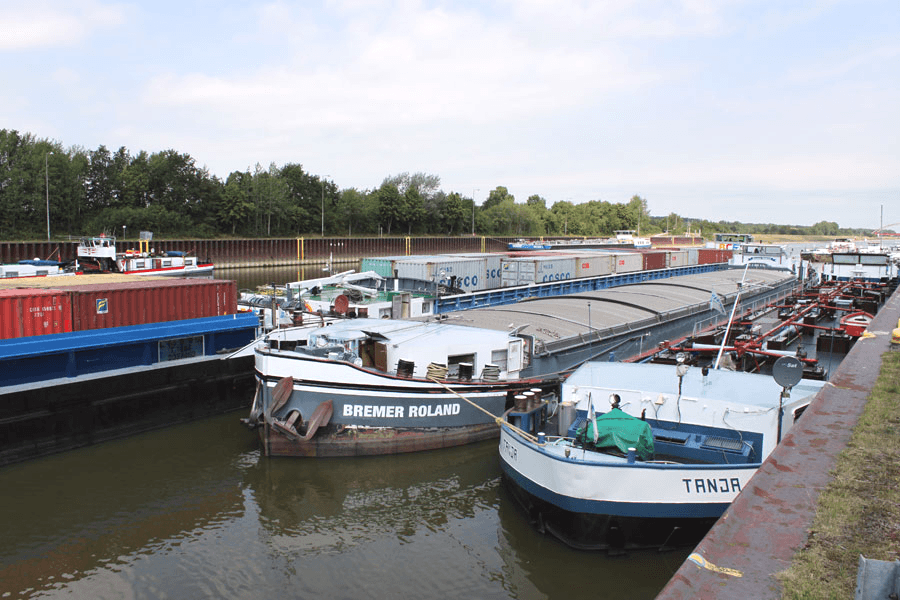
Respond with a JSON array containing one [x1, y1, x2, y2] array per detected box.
[[642, 251, 667, 271], [0, 288, 73, 339], [62, 278, 238, 331], [697, 249, 734, 265]]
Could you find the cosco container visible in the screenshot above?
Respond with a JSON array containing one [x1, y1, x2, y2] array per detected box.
[[449, 253, 503, 290], [501, 257, 575, 286], [393, 257, 487, 292], [0, 288, 73, 339], [611, 252, 642, 274], [64, 278, 238, 331]]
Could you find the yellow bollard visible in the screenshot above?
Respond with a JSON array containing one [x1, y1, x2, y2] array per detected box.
[[892, 319, 900, 349]]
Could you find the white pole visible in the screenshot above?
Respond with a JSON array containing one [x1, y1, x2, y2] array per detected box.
[[714, 262, 751, 370], [45, 151, 52, 241]]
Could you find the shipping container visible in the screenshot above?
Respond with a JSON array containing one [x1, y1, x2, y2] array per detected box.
[[66, 278, 238, 331], [393, 256, 488, 292], [611, 252, 642, 274], [686, 248, 700, 266], [666, 250, 689, 268], [572, 254, 614, 278], [641, 251, 667, 271], [697, 248, 732, 265], [449, 253, 503, 290], [0, 288, 73, 339], [500, 257, 576, 286], [361, 255, 435, 278]]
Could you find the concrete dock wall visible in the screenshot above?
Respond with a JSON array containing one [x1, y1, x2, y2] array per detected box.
[[657, 283, 900, 599]]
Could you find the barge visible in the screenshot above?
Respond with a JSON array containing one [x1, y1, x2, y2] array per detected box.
[[499, 360, 825, 551], [245, 268, 801, 458], [0, 275, 258, 466]]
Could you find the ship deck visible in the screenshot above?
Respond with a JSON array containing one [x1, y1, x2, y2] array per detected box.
[[435, 268, 797, 354]]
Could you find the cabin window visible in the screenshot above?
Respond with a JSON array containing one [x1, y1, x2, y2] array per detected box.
[[448, 353, 475, 377], [135, 260, 145, 268], [186, 258, 195, 266], [4, 271, 18, 278], [793, 404, 809, 422], [36, 270, 48, 276], [162, 260, 172, 267]]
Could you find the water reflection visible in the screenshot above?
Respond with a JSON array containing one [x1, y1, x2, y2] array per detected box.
[[0, 415, 255, 598], [0, 411, 689, 600]]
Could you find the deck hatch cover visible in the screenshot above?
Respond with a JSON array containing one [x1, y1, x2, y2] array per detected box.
[[702, 436, 744, 452]]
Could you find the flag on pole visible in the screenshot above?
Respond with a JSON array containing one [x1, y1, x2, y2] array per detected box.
[[587, 393, 599, 443], [710, 291, 726, 315]]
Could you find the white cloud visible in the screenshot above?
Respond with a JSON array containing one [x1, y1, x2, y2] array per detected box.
[[0, 1, 125, 50], [3, 0, 897, 229]]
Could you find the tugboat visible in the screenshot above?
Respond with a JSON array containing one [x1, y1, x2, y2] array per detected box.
[[77, 232, 213, 277]]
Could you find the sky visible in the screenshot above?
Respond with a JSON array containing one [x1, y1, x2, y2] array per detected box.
[[2, 0, 898, 230]]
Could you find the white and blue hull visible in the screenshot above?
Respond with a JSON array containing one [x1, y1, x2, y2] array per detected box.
[[499, 425, 753, 521], [498, 361, 826, 549]]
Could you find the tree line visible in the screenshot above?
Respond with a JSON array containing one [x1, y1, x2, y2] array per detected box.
[[0, 129, 874, 241]]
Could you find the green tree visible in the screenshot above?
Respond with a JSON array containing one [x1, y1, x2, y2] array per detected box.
[[375, 182, 403, 235], [219, 171, 253, 235], [483, 186, 514, 211], [439, 192, 469, 235]]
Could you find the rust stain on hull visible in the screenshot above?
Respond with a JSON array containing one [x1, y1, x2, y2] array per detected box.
[[262, 423, 500, 457]]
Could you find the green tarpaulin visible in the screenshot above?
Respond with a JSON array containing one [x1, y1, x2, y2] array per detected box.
[[576, 408, 655, 460]]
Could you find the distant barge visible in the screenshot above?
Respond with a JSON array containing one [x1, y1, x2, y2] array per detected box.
[[0, 275, 258, 467]]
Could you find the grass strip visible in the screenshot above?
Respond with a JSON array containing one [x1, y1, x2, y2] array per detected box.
[[777, 350, 900, 599]]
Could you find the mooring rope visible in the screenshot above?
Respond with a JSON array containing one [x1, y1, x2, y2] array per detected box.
[[427, 377, 541, 444]]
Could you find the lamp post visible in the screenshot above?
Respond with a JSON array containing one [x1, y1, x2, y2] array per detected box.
[[45, 151, 53, 241], [472, 188, 479, 236], [321, 175, 330, 237]]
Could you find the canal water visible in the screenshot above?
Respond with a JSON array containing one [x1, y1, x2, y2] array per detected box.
[[0, 264, 695, 599], [0, 414, 691, 599]]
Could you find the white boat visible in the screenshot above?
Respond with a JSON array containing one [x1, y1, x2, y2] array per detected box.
[[0, 259, 72, 278], [729, 242, 792, 269], [245, 317, 554, 457], [498, 360, 826, 550], [77, 234, 213, 277], [239, 270, 456, 329]]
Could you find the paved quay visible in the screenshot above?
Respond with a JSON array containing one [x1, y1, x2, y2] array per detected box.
[[657, 284, 900, 599]]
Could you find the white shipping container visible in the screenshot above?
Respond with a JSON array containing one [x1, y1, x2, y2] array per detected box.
[[686, 248, 700, 266], [501, 257, 576, 285], [573, 254, 614, 278], [361, 255, 435, 278], [450, 253, 503, 290], [611, 252, 643, 274], [393, 257, 487, 292], [667, 251, 688, 268]]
